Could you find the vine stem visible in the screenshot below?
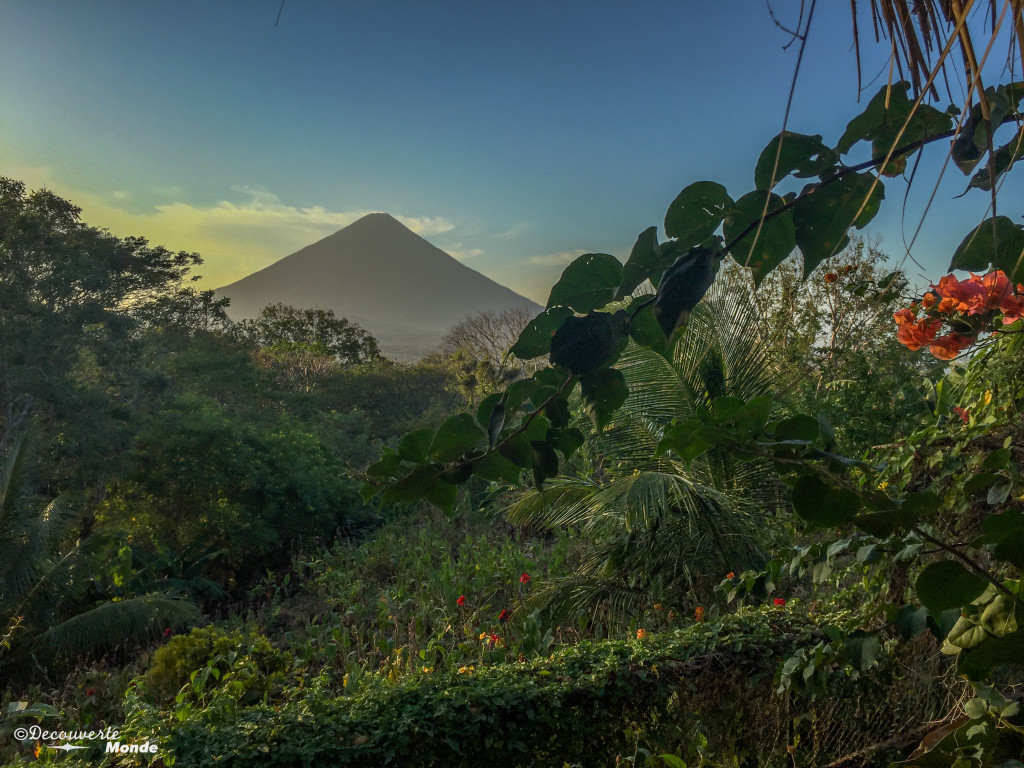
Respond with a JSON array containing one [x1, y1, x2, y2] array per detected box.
[[721, 114, 1022, 258], [910, 525, 1024, 606]]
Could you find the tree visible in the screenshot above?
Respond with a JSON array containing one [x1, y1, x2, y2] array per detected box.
[[738, 238, 946, 450], [236, 303, 382, 392], [0, 178, 203, 487], [0, 430, 196, 670]]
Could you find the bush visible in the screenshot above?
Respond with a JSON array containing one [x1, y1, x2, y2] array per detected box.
[[145, 626, 290, 704], [114, 604, 951, 768]]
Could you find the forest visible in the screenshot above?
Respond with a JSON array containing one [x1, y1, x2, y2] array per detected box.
[[3, 4, 1024, 767]]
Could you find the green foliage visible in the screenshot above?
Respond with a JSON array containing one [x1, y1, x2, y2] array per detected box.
[[95, 604, 945, 768], [504, 281, 783, 627], [99, 393, 366, 574], [0, 430, 197, 672], [238, 302, 381, 366], [145, 626, 289, 704]]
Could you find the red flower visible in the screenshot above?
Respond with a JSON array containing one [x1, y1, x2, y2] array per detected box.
[[498, 609, 510, 623], [892, 308, 917, 326], [929, 332, 974, 361], [85, 687, 96, 697], [519, 572, 530, 584], [773, 598, 786, 606], [456, 595, 466, 607], [694, 606, 705, 622], [933, 274, 988, 314], [896, 317, 942, 351], [489, 633, 500, 646], [162, 628, 173, 638], [1000, 292, 1024, 325], [953, 406, 970, 424], [636, 628, 648, 640]]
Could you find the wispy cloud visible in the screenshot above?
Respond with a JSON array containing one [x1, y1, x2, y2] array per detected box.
[[527, 249, 588, 267], [443, 244, 485, 261], [495, 222, 531, 240], [3, 167, 454, 287]]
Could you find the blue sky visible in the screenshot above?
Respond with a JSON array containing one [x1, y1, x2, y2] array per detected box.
[[2, 1, 1019, 303]]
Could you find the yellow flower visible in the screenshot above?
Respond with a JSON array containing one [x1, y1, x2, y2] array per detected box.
[[984, 390, 993, 405], [653, 603, 663, 611], [479, 631, 488, 640], [422, 666, 433, 673], [458, 665, 475, 674], [877, 481, 889, 490]]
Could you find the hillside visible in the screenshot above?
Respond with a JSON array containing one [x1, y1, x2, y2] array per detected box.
[[215, 213, 541, 360]]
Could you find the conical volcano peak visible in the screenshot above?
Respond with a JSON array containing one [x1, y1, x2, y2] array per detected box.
[[216, 213, 541, 361]]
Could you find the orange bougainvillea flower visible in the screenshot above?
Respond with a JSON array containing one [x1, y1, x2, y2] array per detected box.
[[933, 272, 1013, 316], [929, 332, 975, 361], [726, 572, 735, 579], [893, 308, 917, 325], [933, 274, 987, 314], [694, 606, 705, 622], [976, 271, 1014, 311], [921, 292, 937, 309], [1000, 292, 1024, 325], [824, 273, 838, 283], [636, 628, 647, 640], [896, 317, 942, 350]]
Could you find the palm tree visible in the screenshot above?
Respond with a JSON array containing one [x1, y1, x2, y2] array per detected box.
[[0, 429, 197, 667], [504, 276, 789, 627]]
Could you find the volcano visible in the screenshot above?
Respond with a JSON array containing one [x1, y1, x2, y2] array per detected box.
[[215, 213, 540, 360]]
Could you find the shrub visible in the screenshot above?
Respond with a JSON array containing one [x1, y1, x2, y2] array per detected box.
[[145, 626, 290, 704]]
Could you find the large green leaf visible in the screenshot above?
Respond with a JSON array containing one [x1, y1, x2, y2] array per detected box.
[[790, 475, 861, 527], [982, 508, 1024, 567], [617, 226, 664, 298], [628, 302, 668, 356], [473, 450, 522, 484], [656, 419, 714, 466], [382, 465, 442, 504], [398, 428, 435, 464], [549, 311, 630, 375], [579, 368, 629, 432], [499, 433, 534, 469], [773, 414, 819, 442], [546, 253, 623, 313], [967, 125, 1024, 191], [835, 83, 949, 158], [792, 172, 885, 277], [428, 414, 485, 463], [915, 560, 989, 616], [664, 181, 733, 247], [844, 631, 881, 672], [510, 307, 573, 360], [754, 131, 837, 190], [546, 426, 585, 459], [722, 190, 796, 286], [950, 216, 1024, 282], [956, 628, 1024, 680], [530, 440, 559, 489]]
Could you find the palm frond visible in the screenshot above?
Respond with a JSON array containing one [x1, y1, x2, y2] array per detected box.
[[35, 592, 199, 658]]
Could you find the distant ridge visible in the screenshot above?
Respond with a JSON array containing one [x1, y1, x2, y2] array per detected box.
[[215, 213, 541, 360]]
